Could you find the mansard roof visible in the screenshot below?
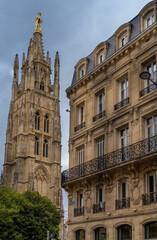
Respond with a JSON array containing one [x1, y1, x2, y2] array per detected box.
[[67, 1, 157, 91]]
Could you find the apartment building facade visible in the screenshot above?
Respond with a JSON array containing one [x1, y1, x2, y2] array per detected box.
[[62, 1, 157, 239]]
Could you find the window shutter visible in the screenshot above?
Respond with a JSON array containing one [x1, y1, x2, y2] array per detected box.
[[117, 181, 120, 199], [145, 173, 148, 193], [126, 180, 129, 198]]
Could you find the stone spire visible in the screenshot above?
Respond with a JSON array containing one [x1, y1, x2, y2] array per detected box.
[[12, 54, 19, 100], [54, 51, 60, 98]]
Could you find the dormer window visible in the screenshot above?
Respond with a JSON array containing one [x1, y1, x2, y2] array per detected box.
[[79, 65, 85, 78], [139, 1, 157, 32], [76, 57, 88, 81], [145, 11, 155, 29], [98, 51, 104, 64], [119, 32, 127, 48], [115, 23, 131, 51], [94, 42, 107, 66]]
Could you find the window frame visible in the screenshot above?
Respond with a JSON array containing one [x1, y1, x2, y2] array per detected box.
[[35, 136, 39, 155], [43, 139, 48, 157], [78, 105, 84, 124], [117, 179, 129, 199], [120, 79, 128, 101], [119, 32, 128, 48], [144, 11, 155, 29], [95, 184, 104, 203], [44, 115, 49, 133], [146, 114, 157, 138], [96, 137, 104, 158], [35, 112, 40, 130]]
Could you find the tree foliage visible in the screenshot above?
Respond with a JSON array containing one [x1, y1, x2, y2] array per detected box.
[[0, 187, 60, 240]]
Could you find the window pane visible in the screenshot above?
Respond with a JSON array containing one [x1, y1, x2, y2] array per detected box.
[[122, 182, 126, 198], [148, 127, 153, 137], [149, 175, 154, 192], [145, 222, 157, 239], [147, 117, 152, 125], [118, 225, 132, 240]]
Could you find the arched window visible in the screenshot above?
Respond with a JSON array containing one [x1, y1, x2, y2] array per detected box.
[[35, 136, 39, 155], [44, 115, 49, 133], [35, 112, 40, 130], [76, 229, 85, 240], [145, 222, 157, 239], [95, 227, 107, 240], [43, 139, 48, 157], [117, 225, 132, 240], [40, 81, 44, 90]]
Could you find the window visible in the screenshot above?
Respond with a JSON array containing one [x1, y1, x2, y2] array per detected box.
[[35, 112, 40, 130], [121, 79, 128, 101], [98, 51, 104, 64], [146, 115, 157, 138], [97, 138, 104, 158], [79, 105, 84, 124], [116, 179, 130, 209], [145, 61, 156, 86], [96, 185, 104, 203], [117, 180, 129, 199], [77, 190, 83, 208], [43, 139, 48, 157], [145, 171, 157, 193], [117, 225, 132, 240], [145, 222, 157, 239], [93, 185, 105, 213], [40, 81, 44, 90], [119, 33, 127, 48], [44, 115, 49, 133], [76, 230, 85, 240], [97, 93, 105, 114], [78, 146, 84, 175], [35, 136, 39, 155], [144, 11, 155, 29], [120, 127, 129, 148], [95, 228, 107, 240], [79, 65, 85, 78], [74, 191, 84, 217]]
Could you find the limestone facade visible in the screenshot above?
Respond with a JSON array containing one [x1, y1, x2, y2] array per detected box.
[[62, 1, 157, 239], [3, 21, 62, 211]]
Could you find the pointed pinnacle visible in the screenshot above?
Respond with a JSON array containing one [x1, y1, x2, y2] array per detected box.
[[55, 51, 60, 66], [14, 54, 19, 69]]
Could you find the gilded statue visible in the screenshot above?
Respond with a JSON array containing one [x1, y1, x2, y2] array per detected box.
[[35, 13, 42, 33]]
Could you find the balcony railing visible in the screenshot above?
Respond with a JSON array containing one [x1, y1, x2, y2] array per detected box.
[[140, 84, 157, 97], [116, 197, 130, 210], [93, 110, 106, 122], [74, 122, 85, 132], [74, 207, 84, 217], [61, 135, 157, 185], [93, 202, 105, 213], [114, 97, 129, 110], [142, 192, 157, 205]]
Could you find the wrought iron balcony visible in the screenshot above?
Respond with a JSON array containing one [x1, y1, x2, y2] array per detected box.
[[74, 122, 85, 132], [61, 135, 157, 185], [142, 192, 157, 205], [93, 110, 106, 122], [116, 197, 130, 210], [140, 84, 157, 97], [114, 97, 129, 110], [74, 207, 84, 217], [93, 202, 105, 213]]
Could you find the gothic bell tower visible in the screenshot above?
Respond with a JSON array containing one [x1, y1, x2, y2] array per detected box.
[[3, 13, 62, 210]]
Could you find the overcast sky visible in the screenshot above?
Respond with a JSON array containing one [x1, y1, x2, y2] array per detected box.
[[0, 0, 151, 216]]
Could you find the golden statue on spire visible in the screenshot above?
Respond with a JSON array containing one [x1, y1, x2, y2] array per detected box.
[[35, 13, 42, 33]]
